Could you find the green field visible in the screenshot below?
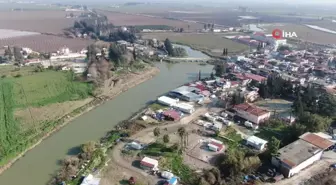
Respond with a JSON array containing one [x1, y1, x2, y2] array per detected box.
[[12, 71, 93, 107], [142, 33, 249, 56], [0, 70, 93, 166]]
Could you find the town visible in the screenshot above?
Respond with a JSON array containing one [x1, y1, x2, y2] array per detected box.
[[0, 1, 336, 185]]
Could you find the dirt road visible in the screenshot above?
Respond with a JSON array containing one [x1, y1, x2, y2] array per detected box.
[[100, 107, 208, 185]]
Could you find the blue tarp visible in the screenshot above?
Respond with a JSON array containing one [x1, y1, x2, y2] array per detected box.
[[168, 177, 177, 185]]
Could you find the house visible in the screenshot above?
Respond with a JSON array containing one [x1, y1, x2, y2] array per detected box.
[[163, 110, 181, 121], [140, 157, 159, 171], [233, 103, 271, 124], [272, 132, 334, 178], [246, 136, 268, 151], [80, 174, 100, 185]]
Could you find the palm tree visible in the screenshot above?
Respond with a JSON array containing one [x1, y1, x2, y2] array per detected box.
[[178, 127, 187, 151]]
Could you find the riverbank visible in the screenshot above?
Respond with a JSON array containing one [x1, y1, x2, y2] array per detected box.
[[0, 66, 160, 176]]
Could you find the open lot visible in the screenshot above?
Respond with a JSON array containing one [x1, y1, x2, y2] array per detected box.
[[185, 133, 220, 169], [262, 23, 336, 45], [98, 10, 203, 30], [0, 34, 93, 53], [142, 33, 249, 56], [0, 10, 76, 34], [255, 99, 293, 118]]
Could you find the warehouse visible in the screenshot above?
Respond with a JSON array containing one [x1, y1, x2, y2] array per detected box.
[[272, 132, 334, 178], [169, 86, 204, 102]]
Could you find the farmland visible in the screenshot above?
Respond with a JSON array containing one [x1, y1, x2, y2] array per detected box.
[[0, 10, 77, 34], [141, 33, 249, 56], [97, 10, 203, 30], [0, 70, 93, 166], [0, 34, 94, 53], [262, 23, 336, 45]]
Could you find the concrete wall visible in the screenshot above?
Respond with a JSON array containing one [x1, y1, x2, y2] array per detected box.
[[288, 151, 323, 177]]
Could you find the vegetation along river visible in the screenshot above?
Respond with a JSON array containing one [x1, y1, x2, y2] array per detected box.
[[0, 62, 213, 185]]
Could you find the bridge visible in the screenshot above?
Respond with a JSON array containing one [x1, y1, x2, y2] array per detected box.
[[167, 57, 211, 62]]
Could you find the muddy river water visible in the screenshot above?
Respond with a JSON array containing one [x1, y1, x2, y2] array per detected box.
[[0, 56, 213, 184]]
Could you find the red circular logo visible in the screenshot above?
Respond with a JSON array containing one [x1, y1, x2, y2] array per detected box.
[[272, 29, 282, 40]]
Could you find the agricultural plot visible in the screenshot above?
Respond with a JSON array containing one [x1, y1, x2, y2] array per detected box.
[[0, 71, 93, 165], [0, 34, 94, 53], [11, 71, 93, 107], [0, 29, 40, 39], [98, 10, 203, 30], [142, 33, 249, 55], [262, 23, 336, 45], [0, 10, 76, 34]]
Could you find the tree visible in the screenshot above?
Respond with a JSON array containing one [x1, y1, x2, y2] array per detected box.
[[132, 47, 136, 61], [188, 24, 190, 31], [204, 24, 207, 30], [74, 21, 83, 28], [153, 127, 160, 137], [179, 28, 184, 32], [199, 70, 201, 80], [164, 38, 174, 56], [4, 46, 13, 60], [210, 72, 215, 80], [108, 43, 126, 66], [163, 134, 170, 143], [204, 171, 216, 185], [13, 46, 23, 62], [81, 141, 96, 159], [268, 136, 281, 157], [298, 112, 332, 132], [214, 62, 226, 77], [178, 127, 187, 151]]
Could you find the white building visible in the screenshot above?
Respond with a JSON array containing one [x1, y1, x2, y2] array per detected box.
[[213, 29, 221, 33], [157, 96, 179, 107], [233, 103, 271, 124], [246, 135, 268, 151], [272, 132, 334, 178], [140, 157, 159, 171]]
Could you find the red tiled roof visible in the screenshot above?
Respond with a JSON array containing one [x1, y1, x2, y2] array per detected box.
[[234, 103, 270, 116], [210, 141, 224, 151], [230, 81, 239, 86], [163, 110, 180, 121], [301, 133, 334, 150], [234, 73, 266, 82]]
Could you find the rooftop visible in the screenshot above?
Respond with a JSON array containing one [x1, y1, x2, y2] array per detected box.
[[300, 132, 334, 150], [246, 135, 268, 145], [234, 103, 270, 116], [277, 139, 322, 168]]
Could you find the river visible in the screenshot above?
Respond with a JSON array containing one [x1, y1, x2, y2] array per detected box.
[[173, 44, 210, 59], [0, 62, 213, 185]]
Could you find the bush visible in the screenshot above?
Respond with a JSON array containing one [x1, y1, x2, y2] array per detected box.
[[13, 73, 22, 78], [1, 75, 6, 78]]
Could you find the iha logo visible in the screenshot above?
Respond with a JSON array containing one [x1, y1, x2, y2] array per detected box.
[[272, 29, 298, 39]]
